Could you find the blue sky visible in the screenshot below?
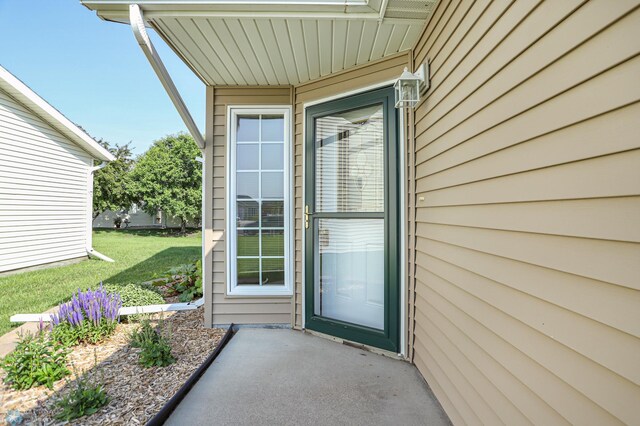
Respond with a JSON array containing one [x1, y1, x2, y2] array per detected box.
[[0, 0, 204, 155]]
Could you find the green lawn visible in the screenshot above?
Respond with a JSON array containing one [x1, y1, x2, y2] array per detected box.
[[0, 229, 201, 335]]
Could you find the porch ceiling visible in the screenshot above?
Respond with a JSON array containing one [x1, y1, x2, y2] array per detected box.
[[81, 0, 436, 86]]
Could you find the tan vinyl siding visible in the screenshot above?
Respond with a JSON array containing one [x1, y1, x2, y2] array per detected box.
[[410, 0, 640, 424], [292, 52, 411, 329], [208, 86, 292, 326], [0, 89, 91, 272]]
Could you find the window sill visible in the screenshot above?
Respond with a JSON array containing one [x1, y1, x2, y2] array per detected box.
[[223, 293, 293, 299], [226, 287, 293, 298]]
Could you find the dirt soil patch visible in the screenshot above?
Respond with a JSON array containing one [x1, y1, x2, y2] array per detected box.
[[0, 308, 225, 425]]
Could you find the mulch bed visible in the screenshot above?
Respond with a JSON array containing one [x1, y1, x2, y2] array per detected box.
[[0, 308, 225, 425]]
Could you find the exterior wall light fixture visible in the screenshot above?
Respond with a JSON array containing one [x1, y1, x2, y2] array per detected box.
[[394, 62, 430, 109]]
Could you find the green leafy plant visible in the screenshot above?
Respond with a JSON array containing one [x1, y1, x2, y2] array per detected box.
[[0, 332, 70, 390], [162, 260, 203, 302], [55, 382, 108, 421], [55, 360, 109, 421], [102, 283, 166, 323], [50, 322, 84, 348], [130, 319, 175, 368], [102, 283, 164, 307], [51, 320, 119, 348], [129, 319, 158, 348], [139, 336, 175, 368]]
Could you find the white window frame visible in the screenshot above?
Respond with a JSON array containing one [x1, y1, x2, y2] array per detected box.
[[226, 106, 293, 296]]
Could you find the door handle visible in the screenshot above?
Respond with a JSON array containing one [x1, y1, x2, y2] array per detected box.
[[305, 205, 313, 229]]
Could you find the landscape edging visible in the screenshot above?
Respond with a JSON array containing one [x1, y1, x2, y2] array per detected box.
[[145, 323, 235, 426]]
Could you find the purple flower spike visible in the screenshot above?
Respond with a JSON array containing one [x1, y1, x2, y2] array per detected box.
[[50, 283, 123, 343]]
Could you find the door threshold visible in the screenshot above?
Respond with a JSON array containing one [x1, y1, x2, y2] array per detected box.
[[302, 328, 407, 361]]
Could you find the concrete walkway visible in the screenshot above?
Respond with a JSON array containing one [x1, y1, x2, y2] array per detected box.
[[0, 307, 56, 357], [166, 328, 450, 426]]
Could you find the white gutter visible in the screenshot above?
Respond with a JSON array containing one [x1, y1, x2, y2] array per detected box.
[[87, 161, 115, 263], [129, 4, 205, 149], [378, 0, 389, 20]]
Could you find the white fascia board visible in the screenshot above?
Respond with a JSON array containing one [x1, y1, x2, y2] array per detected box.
[[96, 11, 419, 23], [81, 0, 390, 22], [84, 0, 371, 11], [0, 66, 115, 162], [87, 0, 369, 5], [129, 4, 205, 149]]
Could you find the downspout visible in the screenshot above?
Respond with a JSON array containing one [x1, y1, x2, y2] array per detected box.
[[378, 0, 389, 20], [87, 162, 115, 262], [129, 4, 205, 149], [129, 2, 208, 316]]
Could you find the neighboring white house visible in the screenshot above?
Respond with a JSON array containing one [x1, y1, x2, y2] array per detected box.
[[93, 204, 184, 229], [0, 65, 114, 273]]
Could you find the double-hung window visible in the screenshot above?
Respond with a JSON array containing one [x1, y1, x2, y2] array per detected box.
[[227, 107, 292, 296]]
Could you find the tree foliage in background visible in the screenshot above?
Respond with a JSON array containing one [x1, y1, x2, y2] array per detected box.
[[93, 140, 135, 219], [130, 133, 201, 232]]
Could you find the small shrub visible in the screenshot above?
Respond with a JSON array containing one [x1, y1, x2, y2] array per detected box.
[[102, 283, 164, 307], [139, 336, 175, 368], [163, 260, 203, 302], [55, 368, 109, 421], [130, 320, 175, 368], [113, 216, 123, 229], [129, 320, 157, 348], [1, 332, 70, 390], [50, 285, 121, 346]]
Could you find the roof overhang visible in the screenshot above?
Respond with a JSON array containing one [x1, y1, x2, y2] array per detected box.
[[82, 0, 436, 86], [0, 65, 115, 162]]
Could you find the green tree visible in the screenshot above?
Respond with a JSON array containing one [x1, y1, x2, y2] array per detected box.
[[130, 133, 202, 232], [93, 141, 135, 219]]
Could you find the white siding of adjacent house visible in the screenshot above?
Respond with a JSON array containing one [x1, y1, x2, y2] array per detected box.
[[0, 89, 92, 272]]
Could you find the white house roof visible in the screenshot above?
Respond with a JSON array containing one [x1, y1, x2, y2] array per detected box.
[[81, 0, 436, 86], [0, 65, 115, 162]]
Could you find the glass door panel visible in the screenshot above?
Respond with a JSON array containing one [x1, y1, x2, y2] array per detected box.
[[315, 105, 385, 213], [315, 218, 384, 329]]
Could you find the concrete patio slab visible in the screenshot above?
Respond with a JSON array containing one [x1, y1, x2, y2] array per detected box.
[[166, 328, 450, 426]]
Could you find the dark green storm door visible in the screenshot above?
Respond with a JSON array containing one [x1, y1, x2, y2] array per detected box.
[[304, 86, 399, 352]]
